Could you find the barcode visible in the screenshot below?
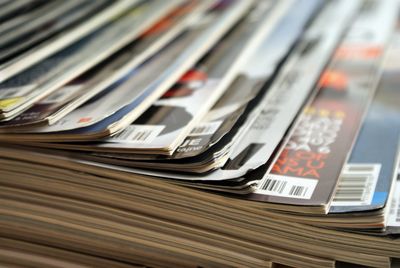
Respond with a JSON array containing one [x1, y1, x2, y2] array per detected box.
[[388, 197, 397, 218], [289, 185, 309, 197], [255, 174, 317, 199], [260, 178, 308, 198], [395, 200, 400, 223], [112, 128, 153, 142], [333, 175, 369, 201], [114, 129, 152, 141], [188, 121, 222, 136], [260, 177, 287, 194], [386, 182, 400, 227], [109, 125, 164, 144], [331, 163, 381, 206], [346, 164, 376, 173]]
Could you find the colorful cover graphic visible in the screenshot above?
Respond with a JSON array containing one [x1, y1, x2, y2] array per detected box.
[[251, 0, 397, 208], [253, 69, 370, 206], [331, 38, 400, 213]]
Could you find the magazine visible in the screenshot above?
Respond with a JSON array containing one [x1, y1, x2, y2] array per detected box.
[[0, 0, 110, 64], [0, 0, 252, 141], [0, 0, 142, 83], [0, 0, 181, 119], [142, 0, 360, 181], [92, 0, 291, 154], [331, 17, 400, 213], [45, 0, 355, 181], [0, 0, 42, 23], [33, 0, 321, 154], [248, 0, 397, 211], [0, 0, 212, 127]]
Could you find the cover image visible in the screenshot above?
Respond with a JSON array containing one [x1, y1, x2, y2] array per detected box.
[[331, 21, 400, 213], [248, 0, 397, 211]]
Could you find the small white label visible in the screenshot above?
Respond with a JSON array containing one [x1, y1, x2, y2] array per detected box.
[[109, 125, 164, 144], [387, 182, 400, 227], [331, 163, 381, 206], [0, 85, 36, 99], [39, 85, 82, 104], [255, 174, 318, 199], [188, 120, 222, 136]]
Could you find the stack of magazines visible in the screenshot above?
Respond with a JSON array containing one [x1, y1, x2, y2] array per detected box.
[[1, 0, 400, 267]]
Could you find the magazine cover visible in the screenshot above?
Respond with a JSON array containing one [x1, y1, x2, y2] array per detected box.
[[331, 21, 400, 213], [250, 0, 397, 209]]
